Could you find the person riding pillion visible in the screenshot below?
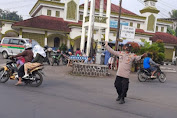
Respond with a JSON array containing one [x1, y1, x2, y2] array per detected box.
[[12, 43, 33, 85], [104, 41, 146, 104], [23, 45, 46, 78]]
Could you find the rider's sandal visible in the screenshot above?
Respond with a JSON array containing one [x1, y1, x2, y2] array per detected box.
[[15, 82, 23, 86]]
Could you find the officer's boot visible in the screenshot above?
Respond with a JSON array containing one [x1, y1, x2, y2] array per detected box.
[[116, 96, 121, 101], [119, 97, 125, 104]]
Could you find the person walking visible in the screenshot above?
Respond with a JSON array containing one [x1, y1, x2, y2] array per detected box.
[[105, 41, 145, 104]]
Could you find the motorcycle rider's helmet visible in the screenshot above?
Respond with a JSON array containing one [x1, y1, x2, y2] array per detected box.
[[24, 43, 32, 50], [44, 45, 48, 49], [147, 53, 152, 58]]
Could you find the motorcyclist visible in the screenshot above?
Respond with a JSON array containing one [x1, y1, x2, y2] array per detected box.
[[11, 43, 33, 85], [23, 45, 46, 78], [143, 53, 159, 78]]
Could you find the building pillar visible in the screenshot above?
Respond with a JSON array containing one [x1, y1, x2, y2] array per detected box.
[[173, 49, 176, 62], [105, 0, 111, 42], [45, 31, 48, 46], [86, 0, 95, 56], [19, 28, 22, 38], [98, 0, 104, 41], [80, 0, 89, 52], [67, 39, 71, 49]]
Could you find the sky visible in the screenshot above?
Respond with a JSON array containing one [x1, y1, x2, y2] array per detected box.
[[0, 0, 176, 20]]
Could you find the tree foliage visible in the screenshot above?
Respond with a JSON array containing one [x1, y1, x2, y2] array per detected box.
[[133, 40, 165, 64], [127, 42, 140, 53], [169, 9, 177, 19], [167, 26, 176, 36], [0, 9, 23, 21]]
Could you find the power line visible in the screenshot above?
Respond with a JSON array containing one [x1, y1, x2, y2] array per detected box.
[[158, 0, 177, 9], [0, 0, 32, 6], [6, 3, 34, 10]]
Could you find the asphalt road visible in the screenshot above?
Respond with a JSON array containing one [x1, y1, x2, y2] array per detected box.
[[0, 55, 177, 118]]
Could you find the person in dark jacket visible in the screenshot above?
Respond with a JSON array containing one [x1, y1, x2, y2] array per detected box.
[[12, 44, 33, 86], [12, 44, 33, 63]]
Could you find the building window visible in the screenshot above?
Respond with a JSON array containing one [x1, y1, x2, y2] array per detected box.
[[161, 27, 164, 32], [66, 1, 77, 20], [56, 11, 60, 17], [156, 26, 158, 31], [80, 15, 83, 20], [130, 22, 133, 27], [137, 23, 140, 29], [147, 14, 155, 32], [47, 10, 51, 16]]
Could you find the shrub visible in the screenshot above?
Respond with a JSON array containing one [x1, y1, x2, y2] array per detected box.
[[59, 43, 67, 52]]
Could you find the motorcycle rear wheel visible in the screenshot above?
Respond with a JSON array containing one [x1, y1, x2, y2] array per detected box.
[[0, 68, 9, 83], [62, 58, 68, 65], [29, 71, 43, 87], [138, 71, 147, 82]]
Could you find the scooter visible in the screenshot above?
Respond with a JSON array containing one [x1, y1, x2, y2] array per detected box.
[[0, 58, 44, 87], [137, 65, 166, 83]]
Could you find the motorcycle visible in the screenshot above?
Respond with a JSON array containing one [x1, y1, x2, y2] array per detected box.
[[137, 65, 166, 83], [51, 50, 69, 66], [43, 46, 52, 65], [0, 58, 44, 87]]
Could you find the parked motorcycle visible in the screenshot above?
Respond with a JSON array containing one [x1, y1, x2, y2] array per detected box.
[[51, 50, 69, 66], [43, 45, 52, 65], [137, 65, 166, 83], [0, 58, 44, 87]]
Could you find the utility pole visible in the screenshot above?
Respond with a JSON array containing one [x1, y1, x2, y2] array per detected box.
[[115, 0, 122, 51], [90, 0, 95, 57]]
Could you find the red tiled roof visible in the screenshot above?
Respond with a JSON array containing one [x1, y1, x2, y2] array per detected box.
[[150, 32, 177, 44], [80, 0, 137, 16], [12, 15, 82, 32], [135, 29, 154, 36]]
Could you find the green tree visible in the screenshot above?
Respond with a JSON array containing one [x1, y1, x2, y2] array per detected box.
[[169, 9, 177, 18], [138, 40, 165, 64], [175, 27, 177, 37], [0, 9, 23, 21], [167, 26, 176, 36], [59, 43, 67, 52]]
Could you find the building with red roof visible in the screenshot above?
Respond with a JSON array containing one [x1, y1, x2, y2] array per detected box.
[[0, 0, 176, 61]]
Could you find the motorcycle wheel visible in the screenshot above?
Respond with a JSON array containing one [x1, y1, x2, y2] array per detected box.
[[158, 72, 166, 83], [138, 71, 147, 82], [0, 68, 9, 83], [29, 71, 43, 87], [57, 59, 60, 66], [62, 58, 68, 65]]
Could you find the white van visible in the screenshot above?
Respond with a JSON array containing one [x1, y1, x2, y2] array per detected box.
[[0, 37, 30, 59]]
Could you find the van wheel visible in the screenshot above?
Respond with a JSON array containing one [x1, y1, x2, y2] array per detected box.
[[2, 51, 8, 59]]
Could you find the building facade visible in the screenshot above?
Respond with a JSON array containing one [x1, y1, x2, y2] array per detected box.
[[0, 0, 177, 61]]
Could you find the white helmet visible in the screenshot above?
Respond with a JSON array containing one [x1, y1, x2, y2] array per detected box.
[[24, 43, 32, 50]]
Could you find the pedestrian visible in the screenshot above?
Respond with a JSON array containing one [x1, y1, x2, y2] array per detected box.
[[84, 56, 93, 64], [105, 41, 145, 104], [75, 48, 82, 56], [104, 50, 111, 65]]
